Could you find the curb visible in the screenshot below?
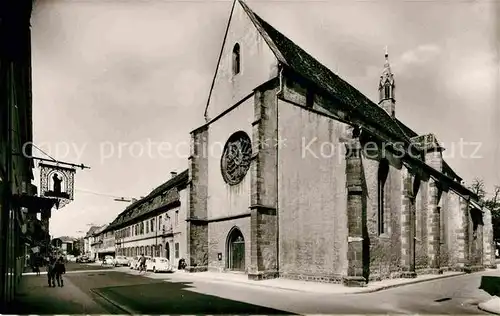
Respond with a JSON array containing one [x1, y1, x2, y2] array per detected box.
[[353, 272, 467, 294], [478, 306, 500, 315], [168, 271, 468, 295], [478, 296, 500, 315], [22, 269, 112, 276], [90, 288, 138, 315]]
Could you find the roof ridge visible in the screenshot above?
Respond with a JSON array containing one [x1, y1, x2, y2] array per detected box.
[[237, 0, 288, 65], [105, 170, 189, 231], [239, 1, 411, 143]]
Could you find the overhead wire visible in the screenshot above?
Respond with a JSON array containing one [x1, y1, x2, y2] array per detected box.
[[74, 188, 135, 200]]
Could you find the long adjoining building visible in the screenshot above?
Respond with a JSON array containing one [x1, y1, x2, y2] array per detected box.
[[98, 171, 188, 268]]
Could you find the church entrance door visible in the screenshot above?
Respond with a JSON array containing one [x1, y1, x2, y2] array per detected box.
[[227, 228, 245, 271]]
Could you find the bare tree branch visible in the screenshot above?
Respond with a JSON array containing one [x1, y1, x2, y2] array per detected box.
[[469, 177, 486, 200], [491, 185, 500, 206]]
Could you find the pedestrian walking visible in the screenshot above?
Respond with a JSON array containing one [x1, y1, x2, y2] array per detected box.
[[54, 256, 66, 287], [139, 254, 146, 273], [47, 256, 56, 287], [32, 256, 40, 276]]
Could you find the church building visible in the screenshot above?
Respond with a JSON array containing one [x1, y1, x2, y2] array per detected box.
[[185, 0, 495, 286]]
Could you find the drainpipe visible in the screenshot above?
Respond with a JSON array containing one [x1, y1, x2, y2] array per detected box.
[[275, 65, 283, 275]]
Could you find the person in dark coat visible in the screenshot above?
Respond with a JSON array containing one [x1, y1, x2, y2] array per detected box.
[[47, 256, 56, 287], [32, 255, 40, 276], [54, 256, 66, 287]]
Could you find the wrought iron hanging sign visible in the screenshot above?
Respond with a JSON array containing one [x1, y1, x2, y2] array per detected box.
[[39, 163, 76, 209]]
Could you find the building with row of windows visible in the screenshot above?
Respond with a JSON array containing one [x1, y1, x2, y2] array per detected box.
[[88, 224, 109, 261], [86, 171, 188, 268]]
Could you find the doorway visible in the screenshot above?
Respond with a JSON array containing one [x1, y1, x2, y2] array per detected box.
[[227, 227, 245, 271], [166, 242, 170, 261]]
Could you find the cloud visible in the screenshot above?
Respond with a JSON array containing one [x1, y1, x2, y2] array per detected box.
[[443, 51, 497, 105], [395, 44, 442, 72]]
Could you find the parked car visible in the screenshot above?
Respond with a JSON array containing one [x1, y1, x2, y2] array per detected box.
[[66, 255, 77, 263], [129, 256, 139, 268], [101, 255, 114, 266], [146, 257, 173, 273], [113, 256, 129, 266]]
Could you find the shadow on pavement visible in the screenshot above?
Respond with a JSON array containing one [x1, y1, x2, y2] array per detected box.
[[3, 274, 110, 314], [94, 280, 295, 314]]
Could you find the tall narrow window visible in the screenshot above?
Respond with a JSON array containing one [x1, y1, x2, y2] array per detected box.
[[378, 159, 389, 235], [175, 243, 179, 259], [232, 43, 241, 75], [384, 85, 390, 99]]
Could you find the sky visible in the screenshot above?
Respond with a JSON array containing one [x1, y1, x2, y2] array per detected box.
[[30, 0, 499, 238]]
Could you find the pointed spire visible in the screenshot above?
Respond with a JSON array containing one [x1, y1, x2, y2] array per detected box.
[[380, 45, 394, 88], [378, 46, 395, 117], [383, 45, 391, 72]]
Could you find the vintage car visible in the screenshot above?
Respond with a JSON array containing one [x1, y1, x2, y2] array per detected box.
[[146, 257, 173, 273], [113, 256, 129, 266], [129, 256, 139, 269], [101, 255, 114, 266], [76, 255, 90, 263]]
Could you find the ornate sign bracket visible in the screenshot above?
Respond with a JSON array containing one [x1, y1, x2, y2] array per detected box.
[[34, 157, 90, 210], [39, 163, 75, 209]]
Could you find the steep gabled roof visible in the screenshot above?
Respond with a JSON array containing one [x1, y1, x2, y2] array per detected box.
[[395, 119, 418, 138], [85, 225, 100, 238], [104, 170, 189, 232], [57, 236, 75, 243], [239, 0, 467, 186], [237, 0, 410, 143]]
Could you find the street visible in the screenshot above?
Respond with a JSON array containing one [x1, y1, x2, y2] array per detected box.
[[6, 263, 498, 314]]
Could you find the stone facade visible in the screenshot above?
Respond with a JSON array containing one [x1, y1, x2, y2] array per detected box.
[[185, 0, 493, 287]]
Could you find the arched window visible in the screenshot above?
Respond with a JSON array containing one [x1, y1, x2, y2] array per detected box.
[[378, 159, 389, 235], [232, 43, 241, 75]]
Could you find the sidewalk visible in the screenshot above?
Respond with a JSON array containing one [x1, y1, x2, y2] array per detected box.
[[121, 265, 499, 294], [3, 274, 111, 314]]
